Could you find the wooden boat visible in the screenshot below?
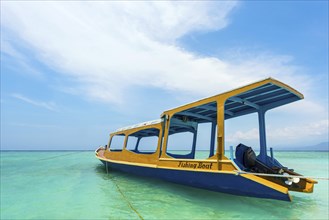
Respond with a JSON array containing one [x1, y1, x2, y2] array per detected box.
[[95, 78, 317, 201]]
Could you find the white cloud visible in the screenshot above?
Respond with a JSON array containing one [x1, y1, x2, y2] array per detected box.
[[1, 1, 313, 104], [11, 93, 58, 112], [2, 1, 327, 149], [9, 122, 59, 129], [227, 120, 329, 143], [1, 40, 23, 58], [1, 38, 44, 79], [268, 119, 329, 139], [110, 1, 237, 42], [272, 98, 327, 117], [226, 128, 259, 142]]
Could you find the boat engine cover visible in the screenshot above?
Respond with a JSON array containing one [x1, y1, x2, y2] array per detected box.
[[235, 143, 256, 169], [244, 147, 256, 168]]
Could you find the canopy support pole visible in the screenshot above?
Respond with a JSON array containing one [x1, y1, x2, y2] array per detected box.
[[258, 108, 267, 162], [209, 122, 216, 158], [191, 125, 198, 159], [134, 137, 141, 152]]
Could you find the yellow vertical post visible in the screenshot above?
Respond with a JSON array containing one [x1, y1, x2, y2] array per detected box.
[[216, 99, 225, 170], [160, 114, 171, 158]]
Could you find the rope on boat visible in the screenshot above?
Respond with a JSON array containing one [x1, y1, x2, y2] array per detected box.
[[113, 182, 144, 220], [235, 170, 329, 180], [106, 166, 144, 220], [106, 161, 108, 175], [38, 151, 84, 161]]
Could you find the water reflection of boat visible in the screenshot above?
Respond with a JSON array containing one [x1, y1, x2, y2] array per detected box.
[[95, 78, 317, 201]]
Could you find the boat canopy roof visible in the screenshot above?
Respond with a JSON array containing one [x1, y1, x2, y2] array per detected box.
[[115, 119, 162, 134], [163, 78, 303, 123], [224, 81, 303, 119], [113, 78, 303, 134], [127, 127, 160, 137]]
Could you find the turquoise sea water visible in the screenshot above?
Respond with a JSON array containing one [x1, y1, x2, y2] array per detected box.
[[1, 151, 328, 220]]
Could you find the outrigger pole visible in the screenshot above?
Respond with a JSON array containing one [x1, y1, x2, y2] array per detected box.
[[235, 170, 329, 180]]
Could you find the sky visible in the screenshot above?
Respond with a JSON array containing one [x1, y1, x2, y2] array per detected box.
[[1, 1, 328, 150]]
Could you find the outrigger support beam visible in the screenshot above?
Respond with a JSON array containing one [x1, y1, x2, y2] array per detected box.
[[228, 97, 260, 110], [176, 112, 214, 122], [225, 110, 234, 116]]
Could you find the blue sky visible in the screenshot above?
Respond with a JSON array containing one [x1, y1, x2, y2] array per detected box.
[[1, 1, 328, 150]]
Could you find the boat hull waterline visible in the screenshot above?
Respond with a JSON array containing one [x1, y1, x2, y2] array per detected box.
[[97, 154, 291, 201]]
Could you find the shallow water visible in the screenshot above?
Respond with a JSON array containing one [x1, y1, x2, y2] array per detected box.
[[1, 151, 328, 219]]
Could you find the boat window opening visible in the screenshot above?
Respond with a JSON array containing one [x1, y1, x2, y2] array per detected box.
[[224, 112, 260, 155], [126, 128, 160, 154], [165, 102, 217, 159], [137, 136, 159, 153], [126, 136, 138, 151], [166, 131, 194, 158], [265, 109, 296, 150], [195, 122, 217, 159], [109, 134, 125, 151]]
